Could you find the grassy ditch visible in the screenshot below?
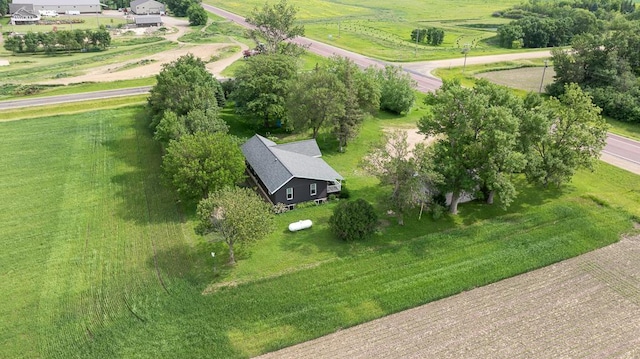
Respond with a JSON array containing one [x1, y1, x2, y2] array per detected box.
[[0, 104, 638, 358]]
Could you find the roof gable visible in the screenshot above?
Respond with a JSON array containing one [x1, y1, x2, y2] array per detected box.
[[242, 135, 343, 194], [130, 0, 163, 8], [13, 0, 100, 5], [135, 14, 162, 23], [12, 7, 39, 17]]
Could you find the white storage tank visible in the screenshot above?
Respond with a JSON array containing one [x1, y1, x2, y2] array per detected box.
[[288, 219, 312, 232]]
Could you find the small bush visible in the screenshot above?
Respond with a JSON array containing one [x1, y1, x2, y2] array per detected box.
[[338, 186, 350, 199], [329, 199, 378, 241], [273, 202, 288, 214]]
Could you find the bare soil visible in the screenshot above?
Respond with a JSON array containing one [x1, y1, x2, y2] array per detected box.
[[256, 234, 640, 359], [1, 13, 247, 84]]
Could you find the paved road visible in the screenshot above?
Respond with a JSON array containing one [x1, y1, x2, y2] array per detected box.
[[0, 86, 151, 111]]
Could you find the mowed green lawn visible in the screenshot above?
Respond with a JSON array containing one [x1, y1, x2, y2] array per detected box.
[[205, 0, 524, 61], [1, 106, 639, 358]]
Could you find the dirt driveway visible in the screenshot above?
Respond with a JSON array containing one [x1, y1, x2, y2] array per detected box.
[[257, 234, 640, 358]]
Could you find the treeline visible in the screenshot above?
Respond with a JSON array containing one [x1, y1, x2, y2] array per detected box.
[[496, 0, 635, 48], [3, 28, 111, 54], [549, 20, 640, 123], [410, 27, 445, 46]]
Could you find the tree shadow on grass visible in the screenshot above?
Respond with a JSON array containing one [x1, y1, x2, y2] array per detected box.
[[459, 179, 567, 227], [103, 111, 185, 225], [147, 241, 231, 290]]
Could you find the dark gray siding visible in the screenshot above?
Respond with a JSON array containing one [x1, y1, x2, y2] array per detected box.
[[272, 177, 328, 205]]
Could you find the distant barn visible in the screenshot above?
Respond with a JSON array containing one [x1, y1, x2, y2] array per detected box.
[[9, 0, 101, 15], [134, 15, 162, 27], [129, 0, 165, 14]]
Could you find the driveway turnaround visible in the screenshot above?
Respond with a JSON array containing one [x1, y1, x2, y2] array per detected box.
[[257, 235, 640, 358]]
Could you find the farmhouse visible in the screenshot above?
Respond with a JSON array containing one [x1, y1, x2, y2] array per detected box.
[[134, 15, 162, 27], [242, 134, 343, 208], [9, 0, 101, 15], [10, 7, 41, 25], [129, 0, 165, 15]]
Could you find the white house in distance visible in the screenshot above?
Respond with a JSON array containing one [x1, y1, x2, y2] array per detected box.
[[9, 0, 101, 15], [10, 7, 41, 25], [129, 0, 165, 15]]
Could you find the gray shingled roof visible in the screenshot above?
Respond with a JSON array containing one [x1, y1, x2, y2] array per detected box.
[[130, 0, 162, 8], [242, 135, 343, 194], [135, 14, 162, 24], [12, 0, 99, 5]]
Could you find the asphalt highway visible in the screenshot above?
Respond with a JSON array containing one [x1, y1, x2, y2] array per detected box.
[[0, 86, 152, 111]]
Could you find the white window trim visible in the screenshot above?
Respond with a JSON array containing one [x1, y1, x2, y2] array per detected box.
[[310, 183, 317, 196], [286, 187, 294, 200]]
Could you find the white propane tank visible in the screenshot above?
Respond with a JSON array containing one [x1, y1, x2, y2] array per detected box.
[[288, 219, 312, 232]]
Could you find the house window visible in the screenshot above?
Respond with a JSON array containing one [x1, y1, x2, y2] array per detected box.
[[310, 183, 317, 196], [286, 187, 294, 200]]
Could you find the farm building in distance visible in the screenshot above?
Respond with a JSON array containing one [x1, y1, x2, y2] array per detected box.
[[9, 0, 101, 14], [134, 15, 162, 27], [129, 0, 165, 14], [10, 8, 41, 25], [242, 134, 343, 209]]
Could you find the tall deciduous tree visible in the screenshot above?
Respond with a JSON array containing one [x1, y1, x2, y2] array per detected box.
[[419, 81, 485, 214], [232, 53, 298, 128], [287, 66, 346, 138], [419, 80, 526, 214], [154, 107, 228, 144], [165, 0, 194, 17], [377, 65, 416, 115], [523, 83, 608, 187], [162, 132, 245, 200], [0, 0, 8, 17], [187, 3, 208, 26], [246, 0, 305, 55], [148, 54, 224, 129], [363, 130, 440, 225], [196, 187, 274, 265], [327, 56, 380, 151]]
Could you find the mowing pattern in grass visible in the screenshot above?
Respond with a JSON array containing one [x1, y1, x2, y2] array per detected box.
[[0, 107, 637, 358]]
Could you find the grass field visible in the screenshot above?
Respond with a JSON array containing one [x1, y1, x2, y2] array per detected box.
[[1, 105, 638, 358], [205, 0, 524, 61]]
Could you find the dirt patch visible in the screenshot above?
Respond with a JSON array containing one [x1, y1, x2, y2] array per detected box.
[[256, 234, 640, 358], [382, 127, 436, 156], [33, 15, 247, 85]]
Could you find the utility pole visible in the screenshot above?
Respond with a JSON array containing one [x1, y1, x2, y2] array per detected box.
[[462, 44, 470, 73], [539, 59, 549, 93]]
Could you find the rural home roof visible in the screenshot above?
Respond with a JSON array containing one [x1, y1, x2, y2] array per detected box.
[[129, 0, 165, 14], [135, 15, 162, 25], [241, 135, 343, 195], [10, 7, 41, 23], [9, 0, 101, 14]]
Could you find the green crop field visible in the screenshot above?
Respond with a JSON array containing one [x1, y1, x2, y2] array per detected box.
[[1, 104, 638, 358], [205, 0, 524, 61]]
